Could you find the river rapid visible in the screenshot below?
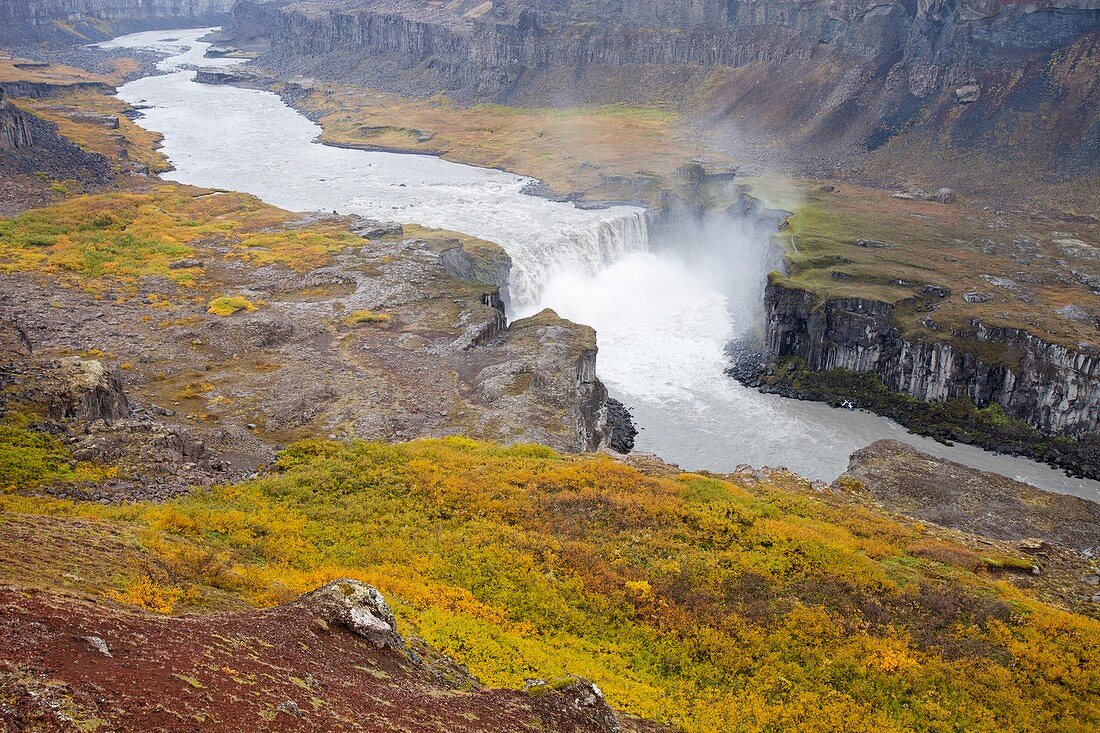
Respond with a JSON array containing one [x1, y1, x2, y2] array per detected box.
[[98, 28, 1100, 500]]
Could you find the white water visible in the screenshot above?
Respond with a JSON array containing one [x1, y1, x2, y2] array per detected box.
[[97, 28, 1100, 501]]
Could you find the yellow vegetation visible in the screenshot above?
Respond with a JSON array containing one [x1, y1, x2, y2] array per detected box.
[[0, 188, 387, 290], [207, 296, 258, 317], [343, 309, 391, 325], [109, 575, 182, 614], [0, 423, 117, 489], [2, 437, 1097, 732]]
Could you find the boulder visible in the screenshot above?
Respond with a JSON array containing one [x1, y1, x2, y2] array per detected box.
[[920, 285, 949, 298], [933, 187, 955, 203], [349, 217, 403, 239], [47, 358, 130, 422], [294, 580, 406, 652], [168, 258, 204, 270], [955, 85, 981, 104], [526, 676, 622, 732], [675, 163, 706, 187]]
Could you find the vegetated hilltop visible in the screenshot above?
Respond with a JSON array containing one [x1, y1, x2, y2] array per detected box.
[[229, 0, 1099, 201]]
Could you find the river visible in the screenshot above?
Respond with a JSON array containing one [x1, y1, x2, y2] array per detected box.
[[97, 28, 1100, 501]]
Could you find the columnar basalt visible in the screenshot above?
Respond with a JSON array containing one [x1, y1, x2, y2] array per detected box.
[[761, 279, 1100, 439], [0, 91, 34, 150]]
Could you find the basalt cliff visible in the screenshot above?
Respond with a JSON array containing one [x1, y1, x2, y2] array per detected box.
[[229, 0, 1099, 186], [0, 0, 235, 44], [731, 273, 1100, 477], [761, 283, 1099, 438]]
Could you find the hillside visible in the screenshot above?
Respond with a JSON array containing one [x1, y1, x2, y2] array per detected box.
[[3, 437, 1099, 731]]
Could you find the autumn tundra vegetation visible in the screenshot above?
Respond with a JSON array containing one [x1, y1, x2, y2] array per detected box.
[[3, 435, 1097, 731]]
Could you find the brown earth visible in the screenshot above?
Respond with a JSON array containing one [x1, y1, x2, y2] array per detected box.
[[0, 583, 657, 733]]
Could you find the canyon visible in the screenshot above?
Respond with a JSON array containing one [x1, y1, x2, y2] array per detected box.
[[199, 0, 1100, 475], [0, 4, 1098, 731], [229, 0, 1099, 198]]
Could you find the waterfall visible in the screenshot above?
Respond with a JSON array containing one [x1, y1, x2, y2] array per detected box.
[[508, 210, 651, 314], [102, 27, 1100, 497]]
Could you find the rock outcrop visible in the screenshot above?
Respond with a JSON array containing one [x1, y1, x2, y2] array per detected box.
[[45, 357, 131, 423], [836, 440, 1100, 553], [0, 0, 235, 44], [760, 280, 1100, 439], [477, 308, 614, 453], [293, 579, 407, 652], [0, 88, 112, 184], [0, 90, 33, 151], [193, 68, 256, 85]]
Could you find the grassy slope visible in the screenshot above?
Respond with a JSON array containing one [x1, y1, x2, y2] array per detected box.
[[2, 436, 1098, 733]]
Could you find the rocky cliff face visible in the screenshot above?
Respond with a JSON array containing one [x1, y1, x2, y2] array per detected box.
[[0, 88, 112, 182], [0, 0, 235, 44], [231, 0, 1098, 184], [762, 280, 1100, 438], [0, 92, 34, 151]]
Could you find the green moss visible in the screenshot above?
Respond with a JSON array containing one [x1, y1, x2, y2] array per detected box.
[[0, 423, 118, 490], [982, 556, 1037, 572], [0, 425, 76, 489]]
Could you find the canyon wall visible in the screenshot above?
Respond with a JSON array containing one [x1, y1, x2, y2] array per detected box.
[[762, 280, 1100, 438], [0, 87, 111, 181], [231, 0, 1098, 185], [249, 0, 1099, 95], [0, 0, 235, 44]]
